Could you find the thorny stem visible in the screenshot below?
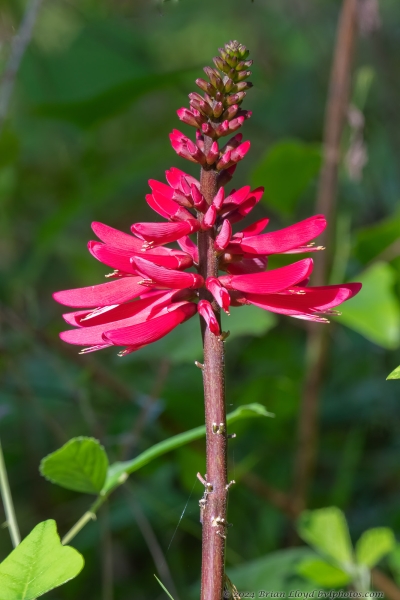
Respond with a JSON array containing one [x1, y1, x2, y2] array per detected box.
[[198, 136, 228, 600]]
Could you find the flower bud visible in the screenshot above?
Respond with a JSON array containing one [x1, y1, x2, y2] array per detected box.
[[204, 66, 224, 91], [220, 133, 243, 153], [236, 70, 252, 82], [214, 219, 232, 252], [197, 300, 220, 336], [213, 187, 225, 210], [176, 108, 201, 128], [201, 122, 217, 139], [196, 78, 215, 95], [206, 141, 219, 165], [215, 120, 230, 137], [230, 140, 251, 163], [213, 102, 224, 118], [217, 165, 237, 187], [232, 81, 253, 93], [216, 150, 232, 170], [224, 78, 234, 93], [213, 56, 229, 73], [201, 205, 217, 229], [222, 105, 239, 121], [191, 184, 207, 212]]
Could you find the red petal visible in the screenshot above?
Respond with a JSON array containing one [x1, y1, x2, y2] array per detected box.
[[53, 276, 149, 308], [218, 258, 313, 294], [92, 222, 142, 252], [103, 302, 197, 347], [131, 220, 200, 246], [238, 217, 270, 237], [224, 257, 268, 275], [197, 300, 220, 335], [131, 256, 204, 289], [88, 242, 136, 274], [244, 283, 362, 317], [214, 220, 232, 252], [177, 236, 199, 264], [240, 215, 327, 255], [165, 167, 199, 190], [59, 292, 181, 345], [206, 277, 231, 314]]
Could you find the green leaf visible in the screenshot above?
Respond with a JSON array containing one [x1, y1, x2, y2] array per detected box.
[[226, 548, 316, 593], [154, 575, 175, 600], [387, 366, 400, 380], [0, 520, 84, 599], [338, 262, 400, 349], [40, 437, 109, 494], [297, 507, 353, 566], [103, 403, 273, 494], [251, 139, 321, 215], [353, 210, 400, 265], [356, 527, 396, 568], [297, 558, 351, 587]]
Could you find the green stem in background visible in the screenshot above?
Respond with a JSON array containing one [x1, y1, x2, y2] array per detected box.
[[0, 438, 21, 548], [61, 404, 271, 547]]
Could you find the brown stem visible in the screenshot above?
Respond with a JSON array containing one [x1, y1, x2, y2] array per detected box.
[[291, 0, 358, 515], [198, 138, 228, 600]]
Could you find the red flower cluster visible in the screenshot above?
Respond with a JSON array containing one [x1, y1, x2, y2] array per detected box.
[[54, 42, 361, 356]]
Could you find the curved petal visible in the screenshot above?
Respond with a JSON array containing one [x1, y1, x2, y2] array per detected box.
[[131, 256, 204, 290], [218, 258, 313, 294], [92, 222, 143, 252], [131, 220, 200, 246], [53, 276, 148, 307], [240, 215, 327, 255], [103, 302, 197, 347]]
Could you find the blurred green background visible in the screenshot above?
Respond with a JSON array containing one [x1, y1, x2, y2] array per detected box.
[[1, 0, 400, 598]]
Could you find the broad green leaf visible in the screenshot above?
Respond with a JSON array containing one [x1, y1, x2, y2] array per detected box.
[[154, 575, 175, 600], [356, 527, 396, 568], [251, 139, 321, 214], [387, 366, 400, 380], [353, 210, 400, 265], [0, 520, 84, 600], [226, 548, 316, 594], [297, 507, 353, 566], [338, 263, 400, 349], [297, 558, 351, 587], [40, 437, 108, 494], [103, 403, 272, 494]]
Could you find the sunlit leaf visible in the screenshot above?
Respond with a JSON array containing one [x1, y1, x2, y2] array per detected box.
[[338, 262, 400, 349], [297, 558, 351, 587], [40, 437, 109, 494], [297, 507, 353, 566], [0, 520, 84, 600], [356, 527, 396, 568], [251, 139, 321, 214], [387, 366, 400, 380]]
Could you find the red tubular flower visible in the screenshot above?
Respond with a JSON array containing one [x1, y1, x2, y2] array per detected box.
[[54, 44, 361, 356]]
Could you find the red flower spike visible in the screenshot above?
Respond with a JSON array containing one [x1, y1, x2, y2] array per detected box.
[[54, 43, 362, 357], [201, 205, 217, 230], [206, 277, 231, 314], [131, 256, 204, 290], [214, 220, 232, 252], [131, 220, 200, 247], [198, 300, 220, 336], [219, 258, 313, 294], [103, 302, 197, 349]]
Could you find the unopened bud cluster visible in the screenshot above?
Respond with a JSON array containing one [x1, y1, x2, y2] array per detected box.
[[175, 41, 253, 174]]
